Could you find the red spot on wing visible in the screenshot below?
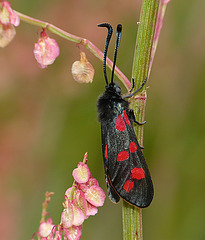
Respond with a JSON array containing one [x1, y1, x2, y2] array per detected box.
[[116, 114, 126, 131], [131, 167, 145, 180], [123, 110, 131, 126], [105, 145, 108, 160], [129, 141, 137, 153], [117, 151, 129, 161], [123, 180, 134, 192]]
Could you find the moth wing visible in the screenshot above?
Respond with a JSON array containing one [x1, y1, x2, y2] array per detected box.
[[102, 111, 154, 208], [101, 123, 120, 203]]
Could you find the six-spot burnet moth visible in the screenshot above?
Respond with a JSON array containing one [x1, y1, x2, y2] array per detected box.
[[97, 23, 154, 208]]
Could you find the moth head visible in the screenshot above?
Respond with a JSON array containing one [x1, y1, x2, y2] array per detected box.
[[105, 82, 121, 96]]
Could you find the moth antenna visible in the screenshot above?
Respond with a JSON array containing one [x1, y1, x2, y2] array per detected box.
[[111, 24, 122, 84], [98, 23, 113, 85]]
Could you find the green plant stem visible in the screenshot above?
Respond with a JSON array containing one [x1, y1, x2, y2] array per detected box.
[[14, 10, 131, 89], [122, 0, 159, 240]]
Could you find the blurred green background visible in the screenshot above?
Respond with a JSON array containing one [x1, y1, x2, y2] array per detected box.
[[1, 0, 205, 239]]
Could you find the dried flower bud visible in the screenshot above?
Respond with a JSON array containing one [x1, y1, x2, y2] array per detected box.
[[34, 29, 60, 68], [72, 51, 94, 83]]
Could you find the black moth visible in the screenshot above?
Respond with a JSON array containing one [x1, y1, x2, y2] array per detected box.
[[97, 23, 154, 208]]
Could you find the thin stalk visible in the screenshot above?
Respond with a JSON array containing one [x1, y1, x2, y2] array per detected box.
[[14, 10, 130, 89], [149, 0, 171, 77], [122, 0, 160, 240]]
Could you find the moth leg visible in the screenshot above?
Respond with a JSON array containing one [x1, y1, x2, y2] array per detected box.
[[129, 109, 146, 125], [129, 78, 135, 93], [135, 120, 146, 125], [129, 110, 145, 149], [122, 77, 147, 99]]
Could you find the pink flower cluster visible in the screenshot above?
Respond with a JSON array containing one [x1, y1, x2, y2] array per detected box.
[[60, 162, 106, 239], [0, 1, 60, 68], [0, 1, 20, 47], [35, 154, 106, 240]]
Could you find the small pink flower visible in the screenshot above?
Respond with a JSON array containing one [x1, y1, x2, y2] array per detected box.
[[0, 1, 19, 48], [64, 225, 82, 240], [74, 189, 88, 218], [72, 162, 91, 184], [86, 177, 99, 187], [72, 200, 85, 226], [65, 187, 73, 199], [86, 201, 98, 216], [0, 1, 20, 26], [78, 177, 99, 193], [34, 29, 60, 68], [54, 230, 62, 240], [38, 218, 54, 238], [85, 185, 106, 207], [61, 200, 74, 228], [0, 23, 16, 47]]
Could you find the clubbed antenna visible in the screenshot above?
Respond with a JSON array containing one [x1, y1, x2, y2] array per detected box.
[[98, 23, 113, 85], [111, 24, 122, 84]]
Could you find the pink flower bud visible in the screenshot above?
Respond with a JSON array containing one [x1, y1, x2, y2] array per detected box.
[[64, 225, 82, 240], [72, 52, 94, 83], [34, 29, 60, 68], [65, 187, 73, 200], [54, 230, 62, 240], [72, 162, 91, 184], [0, 1, 20, 26], [86, 177, 99, 187], [86, 201, 98, 217], [0, 23, 16, 48], [85, 185, 106, 207], [61, 200, 74, 228], [38, 218, 54, 238], [72, 200, 85, 226], [74, 189, 88, 218]]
